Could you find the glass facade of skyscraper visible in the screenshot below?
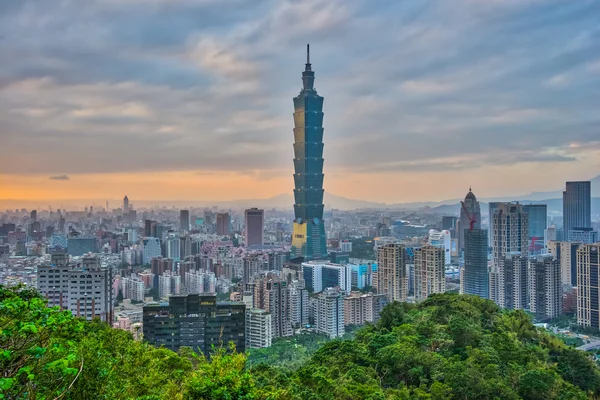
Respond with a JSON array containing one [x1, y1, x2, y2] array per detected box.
[[291, 45, 327, 261]]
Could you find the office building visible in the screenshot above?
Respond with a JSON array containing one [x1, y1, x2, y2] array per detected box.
[[375, 243, 408, 302], [567, 228, 598, 244], [38, 254, 114, 322], [459, 188, 482, 252], [463, 229, 489, 298], [180, 210, 190, 232], [216, 213, 231, 236], [245, 309, 272, 349], [530, 254, 561, 320], [442, 216, 457, 231], [143, 294, 246, 355], [301, 261, 352, 294], [577, 244, 600, 330], [245, 208, 264, 247], [414, 245, 446, 301], [523, 204, 547, 254], [30, 209, 37, 222], [563, 181, 592, 236], [348, 263, 377, 290], [489, 203, 529, 305], [500, 252, 528, 310], [315, 287, 344, 338], [290, 45, 327, 261], [123, 195, 129, 214], [427, 229, 452, 265], [344, 292, 388, 326], [143, 238, 162, 264], [67, 237, 97, 256], [547, 241, 582, 287]]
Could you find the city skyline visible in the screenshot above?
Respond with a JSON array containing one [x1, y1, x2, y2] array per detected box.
[[1, 1, 600, 204]]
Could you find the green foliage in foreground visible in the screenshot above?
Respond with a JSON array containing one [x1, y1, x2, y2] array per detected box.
[[3, 285, 600, 399]]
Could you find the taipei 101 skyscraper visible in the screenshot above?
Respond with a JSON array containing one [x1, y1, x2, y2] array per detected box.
[[290, 44, 327, 261]]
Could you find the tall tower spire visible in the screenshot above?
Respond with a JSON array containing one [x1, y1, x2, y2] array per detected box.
[[302, 43, 315, 90], [291, 45, 326, 261]]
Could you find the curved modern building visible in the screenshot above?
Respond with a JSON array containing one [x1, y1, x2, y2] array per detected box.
[[291, 45, 327, 261], [459, 188, 481, 252]]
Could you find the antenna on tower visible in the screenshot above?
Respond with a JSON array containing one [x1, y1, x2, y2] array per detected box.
[[307, 43, 310, 64]]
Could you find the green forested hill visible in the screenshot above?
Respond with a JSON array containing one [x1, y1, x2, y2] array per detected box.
[[2, 284, 599, 399]]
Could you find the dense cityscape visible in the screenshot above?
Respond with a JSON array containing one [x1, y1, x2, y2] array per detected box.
[[2, 1, 600, 398]]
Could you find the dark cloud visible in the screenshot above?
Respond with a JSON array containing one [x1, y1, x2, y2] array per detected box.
[[49, 175, 70, 180], [0, 0, 599, 176]]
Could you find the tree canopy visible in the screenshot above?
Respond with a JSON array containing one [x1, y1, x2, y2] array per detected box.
[[2, 285, 600, 399]]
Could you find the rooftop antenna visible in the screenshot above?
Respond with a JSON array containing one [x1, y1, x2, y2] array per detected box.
[[307, 43, 310, 64]]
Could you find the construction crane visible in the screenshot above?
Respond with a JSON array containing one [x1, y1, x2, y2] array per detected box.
[[461, 202, 477, 230]]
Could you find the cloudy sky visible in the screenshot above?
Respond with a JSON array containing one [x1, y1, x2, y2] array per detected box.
[[1, 0, 599, 205]]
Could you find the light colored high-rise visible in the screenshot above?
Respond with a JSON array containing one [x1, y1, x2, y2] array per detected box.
[[563, 181, 591, 237], [37, 251, 70, 309], [459, 188, 482, 252], [427, 229, 452, 265], [67, 255, 114, 322], [547, 241, 582, 287], [343, 291, 388, 326], [122, 275, 145, 302], [577, 244, 600, 330], [489, 202, 529, 304], [375, 243, 408, 302], [315, 287, 345, 338], [289, 280, 309, 328], [158, 271, 181, 299], [500, 252, 528, 310], [529, 254, 562, 320], [301, 261, 352, 294], [245, 309, 272, 349], [185, 270, 216, 294], [245, 208, 264, 247], [413, 245, 446, 301]]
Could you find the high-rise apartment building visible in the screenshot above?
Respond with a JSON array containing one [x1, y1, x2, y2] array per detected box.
[[427, 230, 452, 265], [67, 237, 97, 256], [563, 181, 592, 236], [158, 271, 181, 299], [489, 203, 529, 304], [245, 208, 264, 247], [185, 270, 216, 294], [245, 309, 272, 349], [37, 251, 70, 309], [375, 243, 408, 302], [166, 235, 181, 261], [180, 210, 190, 232], [577, 244, 600, 330], [315, 287, 344, 338], [463, 228, 489, 298], [253, 275, 293, 338], [529, 254, 561, 320], [413, 245, 446, 301], [290, 45, 327, 261], [567, 228, 598, 244], [459, 188, 482, 252], [289, 280, 309, 328], [500, 252, 528, 310], [488, 202, 502, 247], [143, 294, 246, 355], [38, 253, 114, 322], [547, 241, 581, 287], [343, 291, 388, 326], [121, 275, 145, 302], [216, 213, 231, 236]]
